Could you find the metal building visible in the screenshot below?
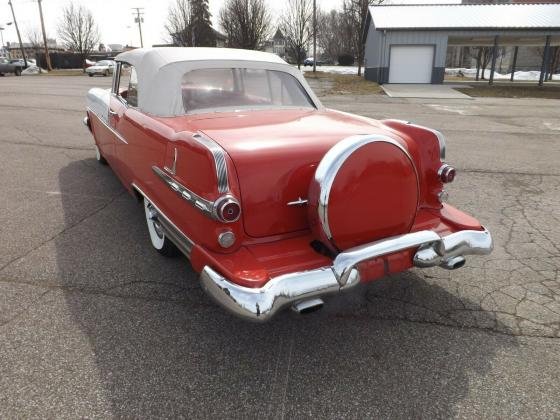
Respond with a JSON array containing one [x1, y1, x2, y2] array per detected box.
[[363, 4, 560, 84]]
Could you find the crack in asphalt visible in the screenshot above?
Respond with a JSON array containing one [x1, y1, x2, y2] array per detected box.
[[0, 138, 93, 151], [0, 104, 83, 113], [0, 192, 126, 275], [459, 168, 560, 177]]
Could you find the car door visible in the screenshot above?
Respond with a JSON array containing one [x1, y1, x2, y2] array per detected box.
[[110, 62, 170, 198], [108, 63, 133, 184]]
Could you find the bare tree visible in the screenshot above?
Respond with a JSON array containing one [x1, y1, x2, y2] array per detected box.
[[280, 0, 313, 69], [219, 0, 271, 50], [344, 0, 383, 76], [26, 26, 43, 52], [316, 10, 337, 63], [469, 46, 504, 80], [58, 3, 99, 72], [165, 0, 192, 46], [317, 9, 354, 64]]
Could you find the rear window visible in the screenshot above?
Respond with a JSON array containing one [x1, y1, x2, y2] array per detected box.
[[181, 68, 314, 113]]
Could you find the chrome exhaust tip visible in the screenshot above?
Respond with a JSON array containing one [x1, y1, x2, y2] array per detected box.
[[440, 256, 466, 270], [291, 298, 324, 315]]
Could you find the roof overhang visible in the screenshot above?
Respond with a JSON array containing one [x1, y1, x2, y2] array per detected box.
[[368, 4, 560, 32]]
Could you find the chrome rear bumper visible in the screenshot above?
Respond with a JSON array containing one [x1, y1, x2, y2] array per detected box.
[[200, 227, 492, 322]]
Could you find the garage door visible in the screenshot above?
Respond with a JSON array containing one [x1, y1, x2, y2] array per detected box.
[[388, 45, 434, 84]]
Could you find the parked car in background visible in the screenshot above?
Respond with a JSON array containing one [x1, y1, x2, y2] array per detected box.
[[85, 60, 115, 77], [9, 58, 35, 68], [304, 57, 325, 66], [84, 47, 492, 322], [0, 57, 24, 76]]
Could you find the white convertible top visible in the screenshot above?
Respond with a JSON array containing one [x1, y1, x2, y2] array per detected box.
[[114, 47, 321, 116]]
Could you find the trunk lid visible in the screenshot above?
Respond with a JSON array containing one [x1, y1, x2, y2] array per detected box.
[[188, 109, 391, 238]]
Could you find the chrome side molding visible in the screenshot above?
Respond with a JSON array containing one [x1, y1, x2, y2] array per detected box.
[[152, 166, 241, 223], [152, 165, 215, 217]]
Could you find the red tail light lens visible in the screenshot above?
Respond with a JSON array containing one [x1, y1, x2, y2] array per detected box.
[[215, 196, 241, 223], [438, 164, 456, 183]]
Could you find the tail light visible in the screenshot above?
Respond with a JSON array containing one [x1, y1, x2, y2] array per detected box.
[[438, 164, 456, 183], [214, 196, 241, 223]]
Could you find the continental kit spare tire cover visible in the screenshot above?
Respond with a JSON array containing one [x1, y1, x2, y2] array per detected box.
[[308, 134, 419, 252]]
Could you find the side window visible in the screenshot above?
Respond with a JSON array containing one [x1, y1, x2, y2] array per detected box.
[[127, 67, 138, 107], [118, 64, 131, 100], [115, 64, 138, 107]]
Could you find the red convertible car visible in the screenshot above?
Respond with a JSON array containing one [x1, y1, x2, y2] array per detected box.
[[84, 48, 492, 321]]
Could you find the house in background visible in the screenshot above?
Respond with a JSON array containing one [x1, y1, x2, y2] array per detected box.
[[6, 39, 64, 60], [265, 29, 287, 59]]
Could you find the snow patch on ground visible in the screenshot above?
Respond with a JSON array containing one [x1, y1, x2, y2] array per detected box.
[[22, 65, 47, 75], [298, 65, 559, 81], [300, 65, 359, 75], [446, 67, 560, 81]]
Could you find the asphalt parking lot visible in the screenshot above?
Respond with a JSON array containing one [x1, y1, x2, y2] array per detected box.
[[1, 75, 559, 418]]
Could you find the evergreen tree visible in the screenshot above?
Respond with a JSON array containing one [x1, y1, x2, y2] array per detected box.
[[190, 0, 216, 47]]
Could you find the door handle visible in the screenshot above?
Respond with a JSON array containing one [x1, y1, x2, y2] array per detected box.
[[108, 109, 118, 116]]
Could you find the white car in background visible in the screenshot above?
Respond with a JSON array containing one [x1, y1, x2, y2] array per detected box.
[[86, 60, 115, 77]]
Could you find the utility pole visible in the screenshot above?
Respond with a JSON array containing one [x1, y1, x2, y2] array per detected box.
[[7, 0, 27, 67], [312, 0, 317, 73], [132, 8, 144, 48], [37, 0, 52, 71]]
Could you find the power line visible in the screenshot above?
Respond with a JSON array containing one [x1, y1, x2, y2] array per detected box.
[[132, 7, 144, 48]]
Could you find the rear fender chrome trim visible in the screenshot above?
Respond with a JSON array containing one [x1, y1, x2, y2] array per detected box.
[[152, 166, 214, 217], [152, 166, 240, 223], [386, 119, 446, 161], [405, 121, 446, 161], [132, 183, 194, 258], [192, 132, 229, 194], [164, 147, 178, 175]]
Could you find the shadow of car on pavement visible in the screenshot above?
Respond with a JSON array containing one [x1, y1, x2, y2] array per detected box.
[[56, 158, 518, 418]]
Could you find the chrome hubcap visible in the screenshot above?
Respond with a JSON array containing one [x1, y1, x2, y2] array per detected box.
[[147, 205, 164, 238]]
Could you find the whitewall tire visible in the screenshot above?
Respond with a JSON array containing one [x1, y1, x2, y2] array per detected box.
[[143, 198, 179, 257], [94, 144, 107, 165]]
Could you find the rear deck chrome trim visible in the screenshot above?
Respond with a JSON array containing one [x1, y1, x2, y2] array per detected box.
[[192, 132, 229, 194]]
